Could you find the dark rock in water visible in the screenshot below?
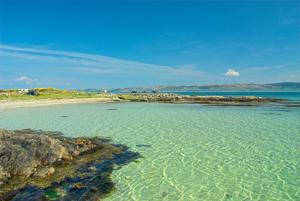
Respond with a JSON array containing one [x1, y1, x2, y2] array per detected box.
[[161, 192, 168, 198], [120, 93, 286, 106], [2, 186, 48, 201], [283, 103, 300, 108], [0, 128, 141, 200], [225, 193, 231, 199], [261, 112, 282, 116], [270, 108, 291, 112], [106, 109, 118, 111], [136, 144, 152, 148], [59, 115, 69, 118]]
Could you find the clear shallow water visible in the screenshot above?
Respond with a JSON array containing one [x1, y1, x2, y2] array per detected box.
[[0, 102, 300, 201]]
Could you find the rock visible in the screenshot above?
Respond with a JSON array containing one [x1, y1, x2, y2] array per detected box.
[[34, 167, 55, 178], [0, 128, 105, 187], [120, 93, 285, 106], [72, 182, 86, 190], [89, 187, 97, 193], [0, 166, 10, 186], [88, 166, 97, 171], [1, 185, 48, 201], [0, 128, 141, 200]]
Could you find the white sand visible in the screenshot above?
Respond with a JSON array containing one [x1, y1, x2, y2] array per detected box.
[[0, 98, 120, 110]]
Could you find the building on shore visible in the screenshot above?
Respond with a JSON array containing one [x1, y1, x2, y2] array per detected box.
[[18, 89, 30, 93]]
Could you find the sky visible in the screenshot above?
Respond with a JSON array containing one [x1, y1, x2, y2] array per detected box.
[[0, 0, 300, 89]]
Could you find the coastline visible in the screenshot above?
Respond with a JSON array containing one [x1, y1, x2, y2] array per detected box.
[[0, 97, 120, 110], [0, 93, 287, 110]]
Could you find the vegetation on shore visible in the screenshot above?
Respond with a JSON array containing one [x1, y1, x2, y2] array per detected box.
[[0, 88, 113, 101]]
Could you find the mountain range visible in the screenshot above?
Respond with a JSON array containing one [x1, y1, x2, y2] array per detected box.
[[104, 82, 300, 93]]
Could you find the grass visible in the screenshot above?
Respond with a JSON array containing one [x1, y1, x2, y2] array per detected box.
[[0, 87, 145, 102], [0, 88, 114, 101]]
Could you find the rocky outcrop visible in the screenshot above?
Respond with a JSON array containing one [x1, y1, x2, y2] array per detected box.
[[0, 129, 102, 186], [0, 129, 141, 200], [119, 93, 285, 106]]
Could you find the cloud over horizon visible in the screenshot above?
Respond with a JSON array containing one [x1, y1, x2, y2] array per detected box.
[[14, 75, 37, 85], [0, 44, 206, 77], [0, 43, 298, 88], [0, 44, 209, 88], [225, 69, 240, 77]]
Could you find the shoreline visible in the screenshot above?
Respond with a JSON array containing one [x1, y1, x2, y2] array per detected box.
[[0, 97, 120, 110], [0, 93, 288, 109]]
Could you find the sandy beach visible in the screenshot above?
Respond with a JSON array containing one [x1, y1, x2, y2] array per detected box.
[[0, 93, 285, 110], [0, 97, 118, 110]]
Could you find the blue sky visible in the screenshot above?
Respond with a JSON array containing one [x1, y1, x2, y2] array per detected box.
[[0, 0, 299, 89]]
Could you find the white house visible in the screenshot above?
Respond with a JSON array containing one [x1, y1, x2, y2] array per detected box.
[[18, 89, 29, 93]]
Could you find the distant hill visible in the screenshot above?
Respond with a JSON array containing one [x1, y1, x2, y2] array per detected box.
[[106, 82, 300, 93], [266, 82, 300, 88]]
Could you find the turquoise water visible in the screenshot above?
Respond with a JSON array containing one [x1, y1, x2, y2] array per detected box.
[[174, 92, 300, 101], [0, 102, 300, 201]]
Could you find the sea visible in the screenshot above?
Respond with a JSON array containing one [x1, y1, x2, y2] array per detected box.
[[0, 92, 299, 201], [173, 91, 300, 101]]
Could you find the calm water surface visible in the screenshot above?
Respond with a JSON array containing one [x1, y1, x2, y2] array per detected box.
[[0, 101, 299, 201], [174, 91, 300, 101]]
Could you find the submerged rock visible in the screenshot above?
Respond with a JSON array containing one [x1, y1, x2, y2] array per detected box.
[[0, 128, 141, 200], [106, 109, 118, 111], [136, 144, 152, 148]]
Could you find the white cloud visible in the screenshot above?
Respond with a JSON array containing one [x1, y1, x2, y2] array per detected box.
[[15, 75, 30, 82], [245, 64, 287, 73], [0, 44, 206, 78], [14, 75, 36, 84], [225, 69, 240, 77]]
